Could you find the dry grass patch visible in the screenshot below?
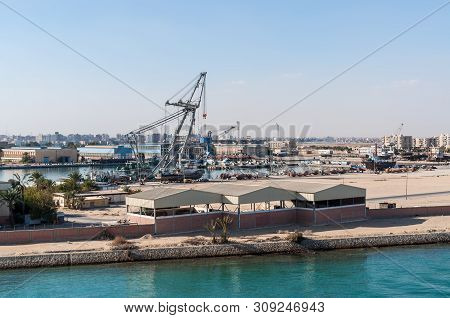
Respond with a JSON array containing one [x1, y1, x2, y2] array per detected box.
[[181, 237, 210, 246], [287, 231, 304, 243], [264, 235, 282, 242], [110, 236, 138, 250]]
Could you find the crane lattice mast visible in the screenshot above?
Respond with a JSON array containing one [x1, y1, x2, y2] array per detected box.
[[126, 72, 207, 182]]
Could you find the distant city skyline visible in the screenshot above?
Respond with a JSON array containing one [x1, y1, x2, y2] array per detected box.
[[1, 1, 449, 137]]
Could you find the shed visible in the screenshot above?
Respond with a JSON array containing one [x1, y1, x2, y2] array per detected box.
[[126, 187, 223, 209]]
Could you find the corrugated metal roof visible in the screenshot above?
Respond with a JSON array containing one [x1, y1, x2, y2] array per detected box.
[[128, 188, 189, 200], [126, 180, 366, 208], [263, 181, 338, 193], [78, 147, 115, 154], [192, 183, 269, 196]]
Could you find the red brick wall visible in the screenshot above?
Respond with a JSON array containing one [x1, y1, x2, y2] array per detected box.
[[128, 206, 368, 235], [0, 216, 9, 225], [315, 205, 366, 225], [238, 209, 297, 230], [296, 209, 315, 226], [127, 213, 155, 225], [368, 205, 450, 219], [155, 212, 223, 235], [0, 224, 153, 245]]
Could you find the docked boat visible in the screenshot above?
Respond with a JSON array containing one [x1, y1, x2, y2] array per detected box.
[[159, 168, 204, 182], [362, 155, 397, 171]]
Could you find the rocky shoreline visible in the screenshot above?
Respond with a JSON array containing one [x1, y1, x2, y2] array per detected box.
[[0, 232, 449, 270]]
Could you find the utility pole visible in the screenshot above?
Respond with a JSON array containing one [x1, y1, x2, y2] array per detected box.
[[405, 170, 409, 200]]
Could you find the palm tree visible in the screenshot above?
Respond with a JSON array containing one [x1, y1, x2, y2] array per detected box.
[[29, 171, 44, 184], [0, 188, 22, 226], [12, 173, 30, 196], [68, 171, 82, 183], [10, 173, 29, 217], [29, 171, 55, 191]]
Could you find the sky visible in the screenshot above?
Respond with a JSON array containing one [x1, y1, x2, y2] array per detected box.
[[0, 0, 449, 137]]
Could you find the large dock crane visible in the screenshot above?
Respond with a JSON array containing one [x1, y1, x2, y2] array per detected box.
[[126, 72, 207, 182]]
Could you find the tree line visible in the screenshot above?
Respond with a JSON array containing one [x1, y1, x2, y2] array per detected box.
[[0, 171, 97, 226]]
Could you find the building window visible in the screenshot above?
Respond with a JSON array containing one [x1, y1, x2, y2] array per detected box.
[[341, 198, 354, 206], [353, 197, 366, 205], [316, 201, 328, 209], [328, 199, 341, 207]]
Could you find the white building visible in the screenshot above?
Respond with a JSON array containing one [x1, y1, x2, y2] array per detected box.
[[438, 133, 450, 149], [383, 135, 413, 151], [358, 146, 376, 157]]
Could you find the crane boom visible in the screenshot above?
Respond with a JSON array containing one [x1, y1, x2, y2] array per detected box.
[[125, 72, 207, 183], [127, 109, 185, 136]]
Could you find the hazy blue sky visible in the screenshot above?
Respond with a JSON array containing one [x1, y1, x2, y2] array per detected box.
[[0, 0, 449, 137]]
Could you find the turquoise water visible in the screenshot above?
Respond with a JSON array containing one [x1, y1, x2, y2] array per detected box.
[[0, 245, 449, 298]]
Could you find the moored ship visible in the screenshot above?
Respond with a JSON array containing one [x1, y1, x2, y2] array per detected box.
[[159, 168, 204, 182], [362, 155, 396, 171]]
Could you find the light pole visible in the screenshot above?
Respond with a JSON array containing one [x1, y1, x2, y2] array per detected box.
[[405, 170, 409, 200]]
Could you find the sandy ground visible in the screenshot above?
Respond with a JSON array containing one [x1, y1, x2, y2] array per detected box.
[[277, 167, 450, 209], [62, 205, 128, 224], [57, 167, 450, 224], [0, 215, 448, 257]]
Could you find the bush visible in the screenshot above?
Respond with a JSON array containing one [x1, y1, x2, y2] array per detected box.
[[217, 215, 233, 244], [93, 229, 115, 240], [110, 236, 137, 250], [287, 231, 303, 243], [23, 187, 57, 223], [205, 215, 233, 244], [111, 236, 128, 246], [205, 219, 218, 244]]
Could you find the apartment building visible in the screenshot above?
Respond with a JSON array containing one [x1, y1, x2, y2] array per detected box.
[[383, 135, 413, 151]]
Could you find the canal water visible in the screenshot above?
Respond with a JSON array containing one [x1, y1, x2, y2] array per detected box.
[[0, 245, 449, 297], [0, 166, 112, 182], [0, 166, 277, 182]]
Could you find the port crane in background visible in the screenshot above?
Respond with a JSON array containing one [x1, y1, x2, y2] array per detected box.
[[126, 72, 207, 182], [386, 123, 405, 152], [395, 123, 404, 136], [218, 125, 236, 139]]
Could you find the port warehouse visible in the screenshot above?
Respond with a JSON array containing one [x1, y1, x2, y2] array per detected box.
[[77, 144, 160, 162], [0, 144, 161, 163], [126, 181, 367, 234], [0, 147, 77, 163]]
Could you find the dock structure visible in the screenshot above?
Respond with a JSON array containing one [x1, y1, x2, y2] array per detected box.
[[126, 180, 367, 235]]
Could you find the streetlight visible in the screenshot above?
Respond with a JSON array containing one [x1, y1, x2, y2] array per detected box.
[[405, 169, 409, 200]]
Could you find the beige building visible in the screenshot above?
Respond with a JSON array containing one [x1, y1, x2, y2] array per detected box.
[[437, 133, 450, 149], [213, 144, 244, 156], [383, 135, 413, 151], [1, 147, 77, 163], [53, 190, 128, 208], [267, 140, 288, 155], [414, 137, 435, 149], [243, 144, 268, 157]]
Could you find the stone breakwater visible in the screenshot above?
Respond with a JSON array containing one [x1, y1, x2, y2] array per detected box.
[[0, 232, 449, 270], [0, 242, 307, 270], [301, 232, 450, 250]]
